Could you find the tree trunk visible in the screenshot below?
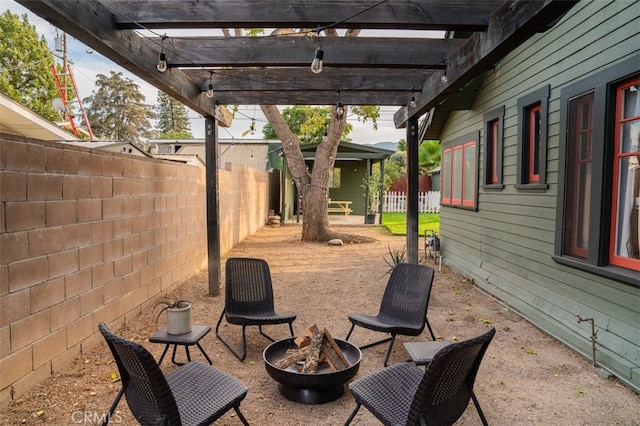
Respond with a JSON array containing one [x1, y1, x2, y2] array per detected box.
[[261, 105, 348, 241]]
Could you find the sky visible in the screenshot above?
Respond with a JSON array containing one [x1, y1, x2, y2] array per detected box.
[[4, 0, 411, 144]]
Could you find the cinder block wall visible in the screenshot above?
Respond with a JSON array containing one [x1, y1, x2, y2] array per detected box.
[[0, 134, 269, 405]]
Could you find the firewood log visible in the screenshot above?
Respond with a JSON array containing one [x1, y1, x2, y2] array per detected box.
[[301, 324, 323, 373]]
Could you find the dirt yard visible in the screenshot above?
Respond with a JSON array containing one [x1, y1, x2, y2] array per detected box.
[[2, 224, 638, 425]]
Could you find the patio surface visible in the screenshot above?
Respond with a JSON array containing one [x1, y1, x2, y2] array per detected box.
[[2, 223, 638, 425]]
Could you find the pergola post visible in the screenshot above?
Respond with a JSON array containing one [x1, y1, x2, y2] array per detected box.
[[406, 117, 419, 264], [205, 117, 221, 295]]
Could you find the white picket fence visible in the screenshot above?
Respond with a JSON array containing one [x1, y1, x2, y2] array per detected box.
[[382, 191, 441, 213]]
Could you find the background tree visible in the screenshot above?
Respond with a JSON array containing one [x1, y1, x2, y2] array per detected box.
[[0, 11, 59, 121], [84, 71, 155, 143], [262, 105, 353, 144], [155, 91, 193, 139], [418, 140, 442, 173]]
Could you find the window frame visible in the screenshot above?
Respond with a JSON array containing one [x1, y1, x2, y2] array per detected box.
[[554, 57, 639, 287], [441, 131, 479, 210], [482, 106, 504, 189], [517, 85, 549, 191]]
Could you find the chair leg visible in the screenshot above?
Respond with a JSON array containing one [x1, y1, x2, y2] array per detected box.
[[426, 317, 436, 340], [102, 386, 124, 426], [345, 323, 356, 340], [234, 406, 250, 426], [258, 321, 295, 342], [343, 402, 362, 426], [215, 310, 248, 361], [470, 390, 489, 426], [382, 335, 397, 367], [346, 323, 394, 365]]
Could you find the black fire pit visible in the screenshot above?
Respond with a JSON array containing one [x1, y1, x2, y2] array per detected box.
[[263, 337, 362, 404]]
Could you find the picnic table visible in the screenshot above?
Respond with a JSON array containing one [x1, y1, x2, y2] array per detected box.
[[327, 200, 353, 216]]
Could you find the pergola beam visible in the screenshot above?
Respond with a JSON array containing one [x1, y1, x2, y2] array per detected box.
[[107, 0, 502, 31], [166, 37, 463, 69]]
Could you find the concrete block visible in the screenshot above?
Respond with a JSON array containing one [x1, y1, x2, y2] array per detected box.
[[51, 343, 80, 373], [32, 328, 66, 369], [28, 227, 63, 257], [64, 268, 92, 299], [114, 217, 131, 238], [48, 249, 79, 279], [0, 326, 9, 357], [80, 286, 104, 317], [0, 171, 26, 202], [77, 199, 102, 223], [0, 230, 29, 264], [90, 176, 112, 198], [30, 277, 64, 313], [7, 256, 48, 293], [0, 345, 32, 390], [113, 255, 132, 278], [77, 151, 101, 176], [63, 223, 92, 249], [103, 238, 123, 262], [103, 278, 123, 303], [27, 173, 62, 200], [10, 309, 49, 351], [62, 175, 90, 199], [46, 200, 78, 227], [102, 156, 123, 177], [102, 197, 122, 219], [5, 140, 45, 173], [66, 315, 94, 348], [91, 220, 114, 244], [50, 297, 80, 331], [91, 262, 114, 287], [5, 201, 45, 232], [79, 244, 103, 270]]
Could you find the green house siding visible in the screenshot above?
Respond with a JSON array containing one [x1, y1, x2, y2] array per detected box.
[[439, 1, 640, 391]]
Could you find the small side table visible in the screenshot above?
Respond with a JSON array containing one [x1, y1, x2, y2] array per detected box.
[[150, 324, 213, 366], [404, 340, 452, 365]]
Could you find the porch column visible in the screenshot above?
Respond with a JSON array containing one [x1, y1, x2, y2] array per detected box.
[[406, 117, 419, 264], [205, 117, 221, 295]]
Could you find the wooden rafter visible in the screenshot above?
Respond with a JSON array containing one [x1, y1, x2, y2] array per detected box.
[[107, 0, 501, 31]]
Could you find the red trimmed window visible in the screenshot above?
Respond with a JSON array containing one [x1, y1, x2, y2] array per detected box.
[[610, 77, 640, 271], [563, 93, 594, 259], [527, 104, 542, 183], [442, 136, 477, 208]]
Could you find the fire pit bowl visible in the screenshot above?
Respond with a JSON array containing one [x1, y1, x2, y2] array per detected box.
[[263, 337, 362, 404]]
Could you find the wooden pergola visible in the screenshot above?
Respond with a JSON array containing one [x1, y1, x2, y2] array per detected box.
[[17, 0, 578, 292]]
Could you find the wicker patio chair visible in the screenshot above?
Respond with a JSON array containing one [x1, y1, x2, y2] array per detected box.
[[345, 262, 436, 366], [344, 327, 496, 426], [215, 257, 297, 361], [98, 322, 250, 425]]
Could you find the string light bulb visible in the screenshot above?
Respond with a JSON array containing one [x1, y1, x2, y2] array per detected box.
[[440, 61, 448, 83], [157, 52, 167, 72], [157, 35, 168, 72], [249, 119, 256, 135], [311, 48, 324, 74], [336, 102, 344, 118], [410, 95, 416, 108], [205, 72, 214, 98]]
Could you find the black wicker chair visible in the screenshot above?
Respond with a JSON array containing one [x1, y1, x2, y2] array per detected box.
[[344, 327, 496, 426], [98, 322, 250, 425], [345, 263, 436, 366], [215, 257, 297, 361]]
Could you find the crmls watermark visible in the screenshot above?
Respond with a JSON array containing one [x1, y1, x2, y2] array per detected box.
[[70, 410, 123, 424]]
